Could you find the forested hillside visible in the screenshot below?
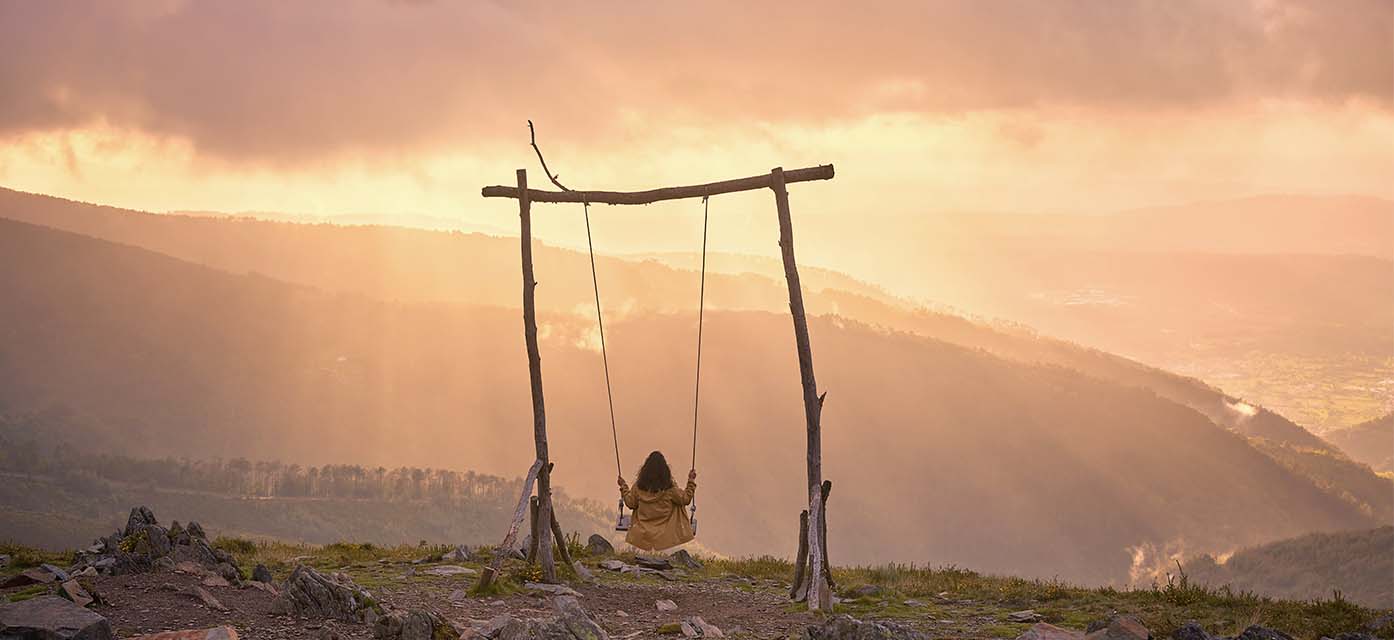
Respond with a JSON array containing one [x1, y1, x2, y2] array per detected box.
[[0, 218, 1384, 587], [1184, 526, 1394, 609]]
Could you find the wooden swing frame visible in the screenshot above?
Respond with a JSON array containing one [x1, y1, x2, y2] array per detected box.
[[474, 163, 837, 610]]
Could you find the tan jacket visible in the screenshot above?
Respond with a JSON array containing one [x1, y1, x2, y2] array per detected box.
[[622, 479, 697, 551]]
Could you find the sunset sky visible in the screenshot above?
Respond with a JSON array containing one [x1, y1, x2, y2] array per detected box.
[[1, 1, 1391, 262]]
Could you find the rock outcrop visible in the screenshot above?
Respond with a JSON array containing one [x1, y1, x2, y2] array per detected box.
[[805, 614, 926, 640], [463, 596, 607, 640], [69, 506, 241, 580], [273, 565, 381, 623], [0, 595, 115, 640], [373, 608, 459, 640]]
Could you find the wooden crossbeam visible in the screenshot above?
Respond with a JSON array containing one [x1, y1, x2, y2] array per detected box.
[[481, 164, 834, 205]]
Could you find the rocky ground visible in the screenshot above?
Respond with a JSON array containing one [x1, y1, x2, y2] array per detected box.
[[2, 507, 1392, 640]]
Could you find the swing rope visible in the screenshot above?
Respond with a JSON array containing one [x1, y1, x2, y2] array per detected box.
[[584, 196, 709, 532], [582, 201, 623, 481], [691, 196, 709, 472]]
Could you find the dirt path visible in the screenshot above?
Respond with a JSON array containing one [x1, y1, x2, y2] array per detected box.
[[8, 565, 826, 639]]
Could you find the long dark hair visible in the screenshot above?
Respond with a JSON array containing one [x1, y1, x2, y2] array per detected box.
[[635, 451, 676, 492]]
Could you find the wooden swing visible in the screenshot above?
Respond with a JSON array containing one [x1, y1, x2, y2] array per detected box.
[[474, 123, 838, 610]]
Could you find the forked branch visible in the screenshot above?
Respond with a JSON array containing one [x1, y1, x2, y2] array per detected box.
[[528, 120, 572, 192]]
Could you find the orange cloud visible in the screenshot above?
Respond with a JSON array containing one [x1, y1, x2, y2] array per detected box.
[[1, 1, 1389, 164]]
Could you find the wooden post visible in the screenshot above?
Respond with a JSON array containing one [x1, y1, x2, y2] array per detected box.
[[772, 166, 831, 610], [819, 480, 834, 589], [549, 512, 575, 568], [526, 496, 540, 563], [476, 458, 544, 590], [518, 168, 557, 583]]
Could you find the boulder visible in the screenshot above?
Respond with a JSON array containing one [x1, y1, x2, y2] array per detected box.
[[0, 553, 9, 567], [124, 506, 158, 537], [373, 608, 459, 640], [0, 595, 115, 640], [1008, 610, 1042, 623], [1017, 623, 1085, 640], [274, 565, 379, 623], [251, 564, 273, 583], [186, 521, 208, 540], [130, 627, 240, 639], [655, 599, 678, 612], [1234, 627, 1295, 640], [804, 614, 926, 640], [1084, 615, 1149, 640], [585, 535, 614, 557]]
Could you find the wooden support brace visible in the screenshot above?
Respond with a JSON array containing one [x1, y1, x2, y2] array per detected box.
[[483, 164, 834, 205], [476, 458, 544, 590]]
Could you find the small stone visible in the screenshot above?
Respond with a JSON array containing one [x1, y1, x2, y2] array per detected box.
[[1008, 610, 1043, 623], [572, 561, 594, 581], [188, 586, 228, 611], [0, 553, 9, 568], [423, 565, 477, 577], [524, 582, 581, 597], [686, 616, 723, 637], [129, 627, 240, 639], [1018, 623, 1086, 640], [245, 581, 278, 595], [598, 560, 626, 571], [441, 546, 472, 562], [634, 555, 673, 570], [58, 579, 95, 608], [449, 589, 468, 603], [175, 561, 206, 575], [201, 575, 230, 588], [656, 599, 678, 612], [1084, 615, 1150, 640], [1172, 622, 1221, 640], [846, 584, 884, 600], [1234, 627, 1294, 640], [670, 549, 703, 569]]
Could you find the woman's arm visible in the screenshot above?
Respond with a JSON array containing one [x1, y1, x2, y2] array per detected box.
[[619, 475, 638, 509], [673, 469, 697, 506]]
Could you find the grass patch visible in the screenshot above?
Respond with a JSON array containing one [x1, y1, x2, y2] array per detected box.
[[0, 541, 69, 573], [7, 584, 51, 602]]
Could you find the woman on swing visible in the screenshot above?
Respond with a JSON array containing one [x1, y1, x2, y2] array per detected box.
[[617, 451, 697, 551]]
